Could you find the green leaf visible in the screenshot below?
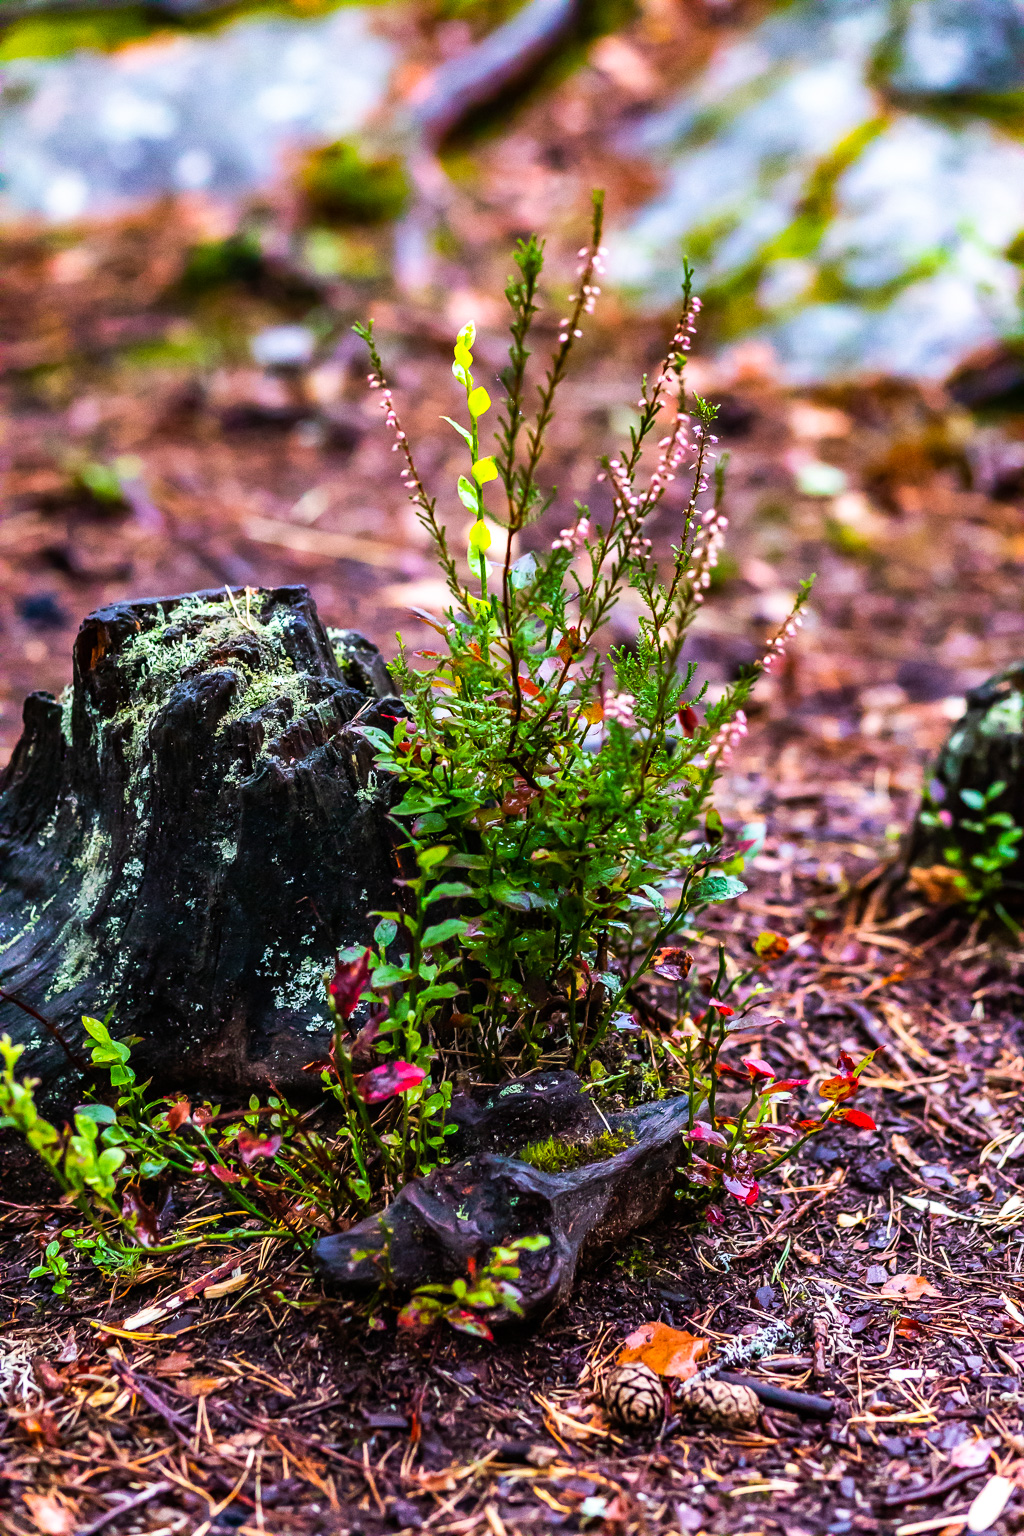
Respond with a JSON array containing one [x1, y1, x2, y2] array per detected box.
[[490, 882, 548, 911], [74, 1102, 116, 1124], [639, 883, 668, 919], [691, 874, 748, 904], [371, 963, 414, 988], [509, 552, 537, 589], [458, 475, 479, 510], [419, 982, 460, 1002], [374, 918, 399, 948], [424, 881, 474, 905], [441, 415, 473, 444], [960, 788, 985, 811], [423, 918, 469, 947], [418, 845, 451, 872]]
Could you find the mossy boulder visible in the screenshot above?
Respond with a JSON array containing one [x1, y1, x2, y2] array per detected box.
[[0, 585, 400, 1105], [300, 140, 409, 225], [907, 661, 1024, 904]]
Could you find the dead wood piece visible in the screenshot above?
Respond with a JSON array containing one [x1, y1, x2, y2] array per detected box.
[[313, 1088, 693, 1320], [0, 585, 399, 1104], [715, 1372, 835, 1422], [412, 0, 582, 149]]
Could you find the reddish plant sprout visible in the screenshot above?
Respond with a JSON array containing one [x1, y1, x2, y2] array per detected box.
[[357, 1061, 426, 1104], [209, 1163, 241, 1184], [329, 950, 372, 1022], [741, 1056, 776, 1081], [705, 1205, 725, 1227], [723, 1172, 759, 1206], [237, 1129, 283, 1166], [686, 1120, 728, 1147], [163, 1099, 191, 1132], [839, 1107, 877, 1130]]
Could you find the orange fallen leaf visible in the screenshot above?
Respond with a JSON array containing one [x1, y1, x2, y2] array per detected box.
[[23, 1493, 74, 1536], [616, 1322, 709, 1380], [879, 1273, 942, 1301]]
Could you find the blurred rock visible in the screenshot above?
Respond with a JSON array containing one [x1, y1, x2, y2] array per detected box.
[[877, 0, 1024, 101]]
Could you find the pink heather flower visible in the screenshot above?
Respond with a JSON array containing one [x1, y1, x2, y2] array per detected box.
[[552, 516, 592, 552], [604, 691, 637, 730], [706, 709, 748, 766]]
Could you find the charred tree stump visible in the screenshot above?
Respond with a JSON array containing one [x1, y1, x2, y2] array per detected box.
[[0, 585, 401, 1105]]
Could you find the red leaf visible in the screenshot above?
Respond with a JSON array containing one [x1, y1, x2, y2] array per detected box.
[[759, 1077, 809, 1095], [357, 1060, 427, 1104], [121, 1188, 160, 1247], [517, 676, 541, 698], [686, 1155, 721, 1187], [209, 1164, 241, 1184], [164, 1099, 191, 1132], [798, 1118, 825, 1131], [502, 778, 542, 816], [237, 1129, 282, 1165], [837, 1050, 857, 1073], [686, 1120, 728, 1147], [446, 1310, 494, 1341], [723, 1173, 760, 1206], [742, 1056, 775, 1080], [841, 1108, 877, 1130], [678, 705, 700, 736], [191, 1159, 208, 1174], [329, 950, 372, 1022], [705, 1205, 725, 1227], [712, 1004, 736, 1018]]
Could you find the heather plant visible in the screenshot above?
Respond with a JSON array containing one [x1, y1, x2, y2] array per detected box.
[[348, 195, 811, 1097]]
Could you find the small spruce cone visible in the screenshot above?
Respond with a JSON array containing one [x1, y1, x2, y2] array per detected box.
[[676, 1376, 760, 1430], [603, 1362, 665, 1428]]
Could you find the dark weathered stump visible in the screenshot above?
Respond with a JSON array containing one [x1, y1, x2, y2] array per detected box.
[[0, 585, 400, 1104], [906, 662, 1024, 902], [313, 1077, 694, 1321]]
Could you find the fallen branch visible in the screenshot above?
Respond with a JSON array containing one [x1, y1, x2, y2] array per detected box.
[[716, 1372, 835, 1422], [77, 1482, 172, 1536]]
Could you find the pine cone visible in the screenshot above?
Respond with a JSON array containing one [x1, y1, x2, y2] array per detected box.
[[603, 1362, 665, 1428], [676, 1377, 760, 1430]]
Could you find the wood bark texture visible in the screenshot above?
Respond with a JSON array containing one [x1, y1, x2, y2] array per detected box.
[[0, 584, 400, 1105]]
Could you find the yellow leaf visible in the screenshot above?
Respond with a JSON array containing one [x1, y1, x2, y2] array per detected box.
[[468, 520, 491, 551], [472, 456, 498, 485], [467, 386, 491, 417]]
